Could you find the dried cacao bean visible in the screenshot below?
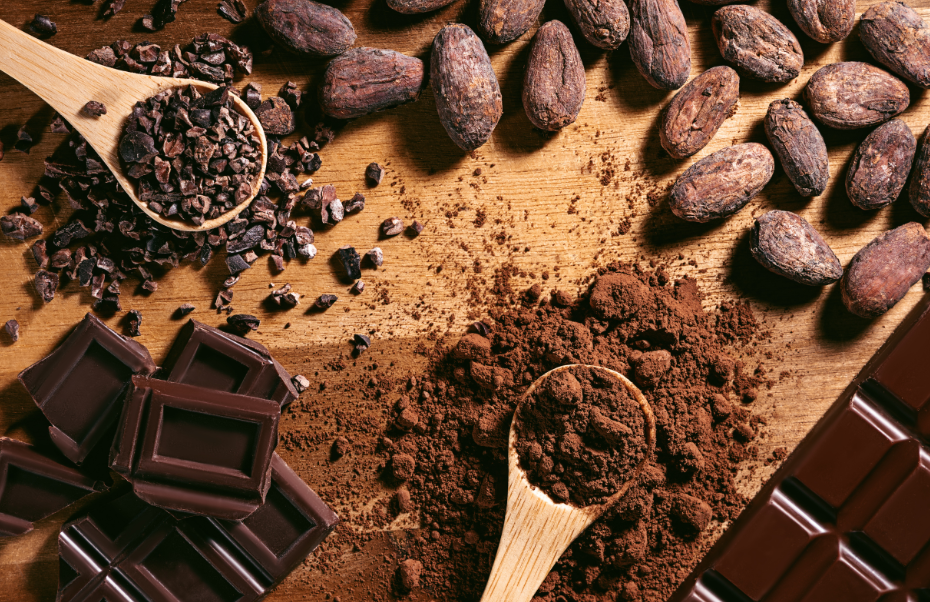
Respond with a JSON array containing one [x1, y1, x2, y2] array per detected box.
[[750, 210, 842, 286], [478, 0, 545, 43], [629, 0, 691, 90], [564, 0, 630, 49], [846, 119, 916, 210], [788, 0, 855, 43], [320, 48, 426, 119], [523, 21, 585, 131], [669, 143, 774, 223], [255, 0, 356, 57], [764, 98, 828, 197], [841, 222, 930, 317], [387, 0, 456, 12], [908, 125, 930, 216], [660, 66, 739, 159], [860, 1, 930, 89], [430, 24, 503, 151], [804, 62, 909, 129], [712, 5, 803, 83]]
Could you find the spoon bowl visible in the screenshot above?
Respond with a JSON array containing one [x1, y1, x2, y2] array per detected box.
[[0, 18, 267, 232], [479, 364, 656, 602]]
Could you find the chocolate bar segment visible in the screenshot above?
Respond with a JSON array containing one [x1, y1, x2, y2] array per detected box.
[[670, 296, 930, 602], [162, 320, 298, 407], [110, 377, 280, 520], [18, 313, 157, 465], [0, 437, 102, 537]]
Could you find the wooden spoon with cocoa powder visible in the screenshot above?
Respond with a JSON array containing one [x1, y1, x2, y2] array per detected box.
[[479, 364, 656, 602]]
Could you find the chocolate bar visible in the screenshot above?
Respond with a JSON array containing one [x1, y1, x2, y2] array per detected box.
[[58, 455, 339, 602], [670, 295, 930, 602], [161, 320, 298, 407], [0, 437, 102, 537], [18, 313, 157, 465], [110, 377, 281, 520]]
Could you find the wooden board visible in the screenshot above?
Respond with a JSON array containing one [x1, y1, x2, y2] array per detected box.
[[0, 0, 928, 599]]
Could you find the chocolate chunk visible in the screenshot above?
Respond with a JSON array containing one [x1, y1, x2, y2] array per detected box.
[[4, 319, 19, 342], [227, 314, 261, 333], [82, 101, 107, 117], [1, 214, 43, 240]]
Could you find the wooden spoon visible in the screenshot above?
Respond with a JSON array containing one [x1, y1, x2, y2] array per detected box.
[[0, 18, 267, 232], [479, 364, 656, 602]]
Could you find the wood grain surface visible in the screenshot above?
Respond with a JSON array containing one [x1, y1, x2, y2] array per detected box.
[[0, 0, 928, 600]]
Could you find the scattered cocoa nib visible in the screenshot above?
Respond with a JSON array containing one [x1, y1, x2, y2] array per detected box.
[[366, 247, 384, 267], [477, 0, 545, 44], [353, 333, 371, 356], [338, 246, 362, 281], [365, 163, 384, 186], [669, 143, 774, 223], [223, 275, 240, 289], [750, 210, 842, 286], [269, 283, 300, 308], [564, 0, 629, 49], [21, 197, 38, 214], [431, 24, 502, 152], [256, 0, 357, 57], [712, 5, 804, 83], [660, 66, 739, 159], [243, 83, 262, 110], [1, 214, 44, 240], [764, 98, 829, 197], [910, 125, 930, 216], [227, 254, 251, 275], [381, 217, 404, 237], [217, 0, 248, 23], [82, 101, 107, 117], [788, 0, 855, 43], [256, 96, 296, 136], [292, 374, 310, 394], [176, 303, 195, 316], [407, 221, 424, 237], [50, 115, 70, 133], [141, 280, 158, 293], [860, 2, 930, 89], [227, 314, 260, 333], [842, 223, 930, 318], [15, 127, 33, 153], [805, 62, 909, 130], [314, 294, 338, 309], [29, 14, 57, 37], [629, 0, 691, 90], [215, 289, 234, 310], [351, 280, 365, 294], [142, 0, 188, 31], [523, 21, 585, 132], [4, 319, 20, 343], [344, 193, 365, 213], [104, 0, 127, 17], [320, 48, 426, 119], [126, 309, 143, 337], [846, 119, 916, 210], [386, 0, 456, 14], [279, 81, 302, 109]]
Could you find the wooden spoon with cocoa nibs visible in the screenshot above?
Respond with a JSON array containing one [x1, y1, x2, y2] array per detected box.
[[479, 364, 656, 602]]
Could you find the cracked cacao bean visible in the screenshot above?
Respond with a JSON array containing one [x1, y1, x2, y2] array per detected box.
[[255, 0, 356, 57], [320, 48, 426, 119], [431, 24, 502, 151], [387, 0, 456, 13], [860, 2, 930, 89], [846, 119, 916, 210], [750, 210, 842, 286], [908, 125, 930, 216], [478, 0, 545, 43], [523, 21, 585, 131], [841, 222, 930, 317], [788, 0, 855, 43], [712, 5, 803, 83], [564, 0, 630, 49], [804, 62, 909, 129], [629, 0, 691, 90], [669, 143, 774, 222], [660, 66, 739, 159], [764, 98, 828, 197]]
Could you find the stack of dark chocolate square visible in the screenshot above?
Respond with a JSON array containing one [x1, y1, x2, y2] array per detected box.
[[2, 314, 337, 602]]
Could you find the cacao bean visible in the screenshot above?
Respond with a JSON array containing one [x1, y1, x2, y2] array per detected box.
[[660, 66, 739, 159], [387, 0, 457, 13], [712, 5, 803, 83], [629, 0, 691, 90], [478, 0, 545, 43], [788, 0, 855, 43], [860, 1, 930, 89], [846, 119, 916, 210], [255, 0, 355, 57], [430, 24, 503, 151], [669, 143, 774, 223], [320, 47, 426, 119], [910, 125, 930, 216], [804, 62, 909, 130], [764, 98, 829, 197], [564, 0, 630, 49], [523, 21, 585, 131], [750, 210, 842, 286], [841, 222, 930, 318]]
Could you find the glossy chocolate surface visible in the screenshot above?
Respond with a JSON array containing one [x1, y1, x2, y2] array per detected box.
[[670, 296, 930, 602], [18, 313, 157, 465]]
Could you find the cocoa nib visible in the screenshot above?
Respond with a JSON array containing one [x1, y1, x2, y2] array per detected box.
[[256, 0, 356, 57], [629, 0, 691, 90], [842, 223, 930, 318], [804, 62, 909, 130], [431, 24, 502, 152], [846, 119, 916, 210], [217, 0, 248, 23], [712, 5, 803, 83], [227, 314, 260, 333], [320, 48, 426, 120], [4, 319, 19, 343], [477, 0, 545, 44], [860, 2, 930, 89], [764, 99, 829, 197], [82, 101, 107, 117], [660, 66, 739, 159], [365, 163, 384, 186], [314, 294, 338, 309], [669, 143, 774, 223], [338, 245, 362, 281], [563, 0, 629, 49], [788, 0, 855, 43], [750, 210, 842, 286], [29, 14, 57, 37], [126, 309, 142, 337], [523, 21, 585, 132], [1, 214, 44, 240], [35, 270, 59, 303], [386, 0, 456, 13], [256, 96, 296, 136], [381, 217, 404, 237]]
